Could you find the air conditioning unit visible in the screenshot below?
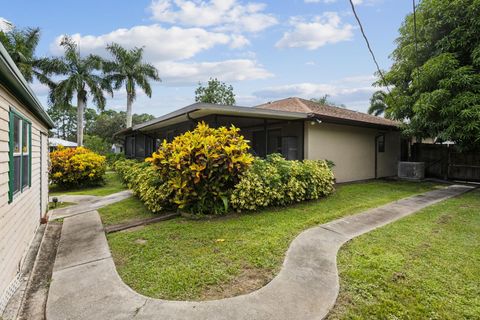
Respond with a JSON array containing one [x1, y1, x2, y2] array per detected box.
[[398, 162, 425, 180]]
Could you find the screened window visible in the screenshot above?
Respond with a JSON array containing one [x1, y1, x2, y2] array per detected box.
[[377, 135, 385, 153], [9, 110, 31, 202]]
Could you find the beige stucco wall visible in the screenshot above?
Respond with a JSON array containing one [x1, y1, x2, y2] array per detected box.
[[304, 122, 400, 183], [0, 83, 49, 310]]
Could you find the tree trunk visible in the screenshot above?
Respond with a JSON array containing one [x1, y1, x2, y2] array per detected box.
[[77, 92, 86, 146], [126, 92, 133, 128]]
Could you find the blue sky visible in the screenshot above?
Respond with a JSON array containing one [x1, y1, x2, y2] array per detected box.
[[1, 0, 412, 117]]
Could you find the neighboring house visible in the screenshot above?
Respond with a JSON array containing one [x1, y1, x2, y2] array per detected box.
[[116, 97, 401, 183], [0, 43, 54, 312], [48, 137, 77, 152], [111, 143, 124, 154]]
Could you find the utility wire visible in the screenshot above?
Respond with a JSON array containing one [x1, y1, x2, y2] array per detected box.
[[412, 0, 420, 81], [348, 0, 391, 93]]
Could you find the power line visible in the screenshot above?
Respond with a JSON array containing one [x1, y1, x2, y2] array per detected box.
[[348, 0, 390, 93], [412, 0, 420, 80]]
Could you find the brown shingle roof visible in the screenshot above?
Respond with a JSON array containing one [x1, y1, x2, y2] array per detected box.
[[256, 97, 400, 129]]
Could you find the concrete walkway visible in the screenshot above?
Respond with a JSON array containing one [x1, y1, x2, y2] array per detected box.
[[46, 185, 473, 320], [49, 190, 132, 220]]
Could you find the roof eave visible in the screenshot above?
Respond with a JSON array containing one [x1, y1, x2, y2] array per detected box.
[[0, 43, 54, 128], [309, 113, 400, 130], [130, 103, 309, 132]]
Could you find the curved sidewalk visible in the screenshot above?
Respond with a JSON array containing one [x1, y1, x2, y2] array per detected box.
[[46, 185, 473, 320]]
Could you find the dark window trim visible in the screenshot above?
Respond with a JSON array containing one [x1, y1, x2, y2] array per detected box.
[[8, 107, 32, 203]]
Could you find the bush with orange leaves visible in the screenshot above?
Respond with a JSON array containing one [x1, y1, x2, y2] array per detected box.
[[50, 146, 106, 187]]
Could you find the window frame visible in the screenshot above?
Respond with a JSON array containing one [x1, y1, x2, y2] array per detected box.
[[377, 134, 386, 153], [8, 108, 32, 203]]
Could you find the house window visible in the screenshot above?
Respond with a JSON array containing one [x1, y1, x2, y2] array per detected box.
[[377, 134, 385, 153], [9, 109, 31, 203]]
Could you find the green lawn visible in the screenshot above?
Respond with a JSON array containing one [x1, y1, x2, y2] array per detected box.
[[327, 188, 480, 319], [49, 172, 126, 197], [98, 197, 157, 226], [106, 180, 439, 301]]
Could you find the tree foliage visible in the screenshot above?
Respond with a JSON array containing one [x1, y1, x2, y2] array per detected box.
[[195, 78, 236, 105], [383, 0, 480, 149], [368, 90, 389, 117], [0, 25, 53, 85], [103, 43, 160, 127], [88, 110, 154, 144], [47, 106, 154, 145], [39, 36, 112, 145], [310, 94, 346, 108], [47, 104, 97, 141]]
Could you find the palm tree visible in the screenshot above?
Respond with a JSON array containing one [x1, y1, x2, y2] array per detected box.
[[0, 26, 48, 83], [368, 90, 389, 117], [40, 36, 112, 145], [103, 43, 160, 127]]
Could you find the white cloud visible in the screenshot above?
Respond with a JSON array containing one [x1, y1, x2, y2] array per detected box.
[[229, 34, 250, 48], [48, 24, 272, 86], [156, 59, 273, 85], [276, 12, 354, 50], [149, 0, 278, 33], [252, 75, 378, 111], [50, 25, 231, 61], [304, 0, 338, 3], [304, 0, 365, 4]]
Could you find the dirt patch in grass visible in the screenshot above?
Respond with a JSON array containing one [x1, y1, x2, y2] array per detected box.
[[200, 267, 273, 300]]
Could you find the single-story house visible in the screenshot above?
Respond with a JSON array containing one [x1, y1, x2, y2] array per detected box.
[[48, 137, 77, 152], [0, 43, 54, 312], [116, 97, 402, 183]]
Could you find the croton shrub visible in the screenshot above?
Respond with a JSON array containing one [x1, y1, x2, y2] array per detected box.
[[115, 122, 254, 214], [114, 123, 335, 215], [50, 146, 106, 187], [230, 154, 335, 211]]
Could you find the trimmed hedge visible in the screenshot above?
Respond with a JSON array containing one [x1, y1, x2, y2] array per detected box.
[[230, 154, 335, 211], [50, 146, 106, 187]]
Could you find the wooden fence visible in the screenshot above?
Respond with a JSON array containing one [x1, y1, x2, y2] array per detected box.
[[412, 143, 480, 182]]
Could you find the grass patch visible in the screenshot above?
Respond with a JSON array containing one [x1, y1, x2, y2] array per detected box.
[[98, 197, 158, 226], [48, 201, 76, 210], [327, 189, 480, 319], [106, 180, 439, 301], [49, 172, 126, 197]]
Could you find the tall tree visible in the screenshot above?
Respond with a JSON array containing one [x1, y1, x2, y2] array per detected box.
[[383, 0, 480, 149], [0, 26, 52, 84], [48, 104, 98, 141], [40, 37, 111, 146], [368, 90, 389, 117], [195, 78, 236, 105], [87, 110, 154, 144], [103, 43, 160, 128]]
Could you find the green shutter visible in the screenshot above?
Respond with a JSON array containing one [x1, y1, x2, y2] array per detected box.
[[28, 123, 32, 187], [8, 110, 14, 203]]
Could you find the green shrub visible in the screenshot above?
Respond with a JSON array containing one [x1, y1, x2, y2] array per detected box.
[[230, 154, 335, 211], [84, 134, 110, 155], [106, 152, 125, 167], [114, 159, 172, 213], [50, 146, 106, 187], [147, 122, 253, 215]]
